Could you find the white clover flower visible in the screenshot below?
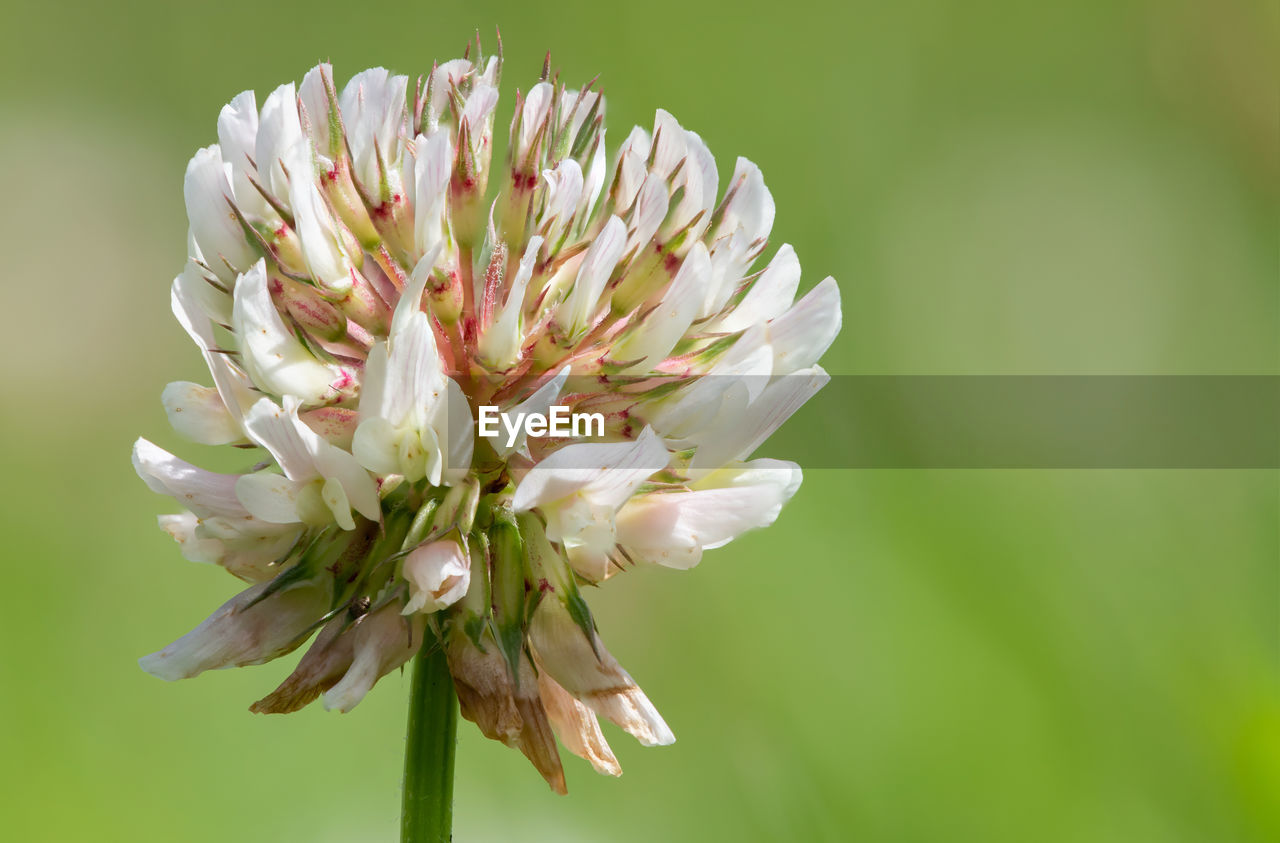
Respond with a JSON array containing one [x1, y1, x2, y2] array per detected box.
[[136, 44, 841, 793]]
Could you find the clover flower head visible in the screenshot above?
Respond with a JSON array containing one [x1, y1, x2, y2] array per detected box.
[[135, 40, 840, 792]]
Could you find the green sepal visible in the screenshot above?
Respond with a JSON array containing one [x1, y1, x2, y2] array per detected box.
[[488, 511, 527, 684], [516, 511, 600, 659]]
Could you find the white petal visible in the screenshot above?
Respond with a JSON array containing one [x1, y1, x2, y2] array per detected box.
[[616, 459, 802, 562], [767, 276, 841, 374], [323, 606, 423, 713], [299, 63, 335, 157], [157, 512, 225, 565], [255, 82, 303, 200], [611, 242, 709, 370], [384, 313, 445, 427], [132, 438, 246, 519], [513, 427, 668, 513], [246, 395, 379, 521], [413, 132, 453, 255], [555, 215, 627, 339], [234, 472, 303, 524], [171, 269, 257, 429], [352, 416, 400, 477], [184, 145, 255, 281], [492, 366, 569, 459], [321, 476, 356, 531], [173, 258, 232, 326], [162, 381, 240, 445], [217, 90, 269, 218], [193, 516, 304, 583], [231, 260, 346, 404], [284, 140, 352, 294], [310, 439, 381, 522], [242, 397, 317, 481], [647, 327, 773, 440], [517, 82, 555, 162], [394, 244, 444, 339], [625, 173, 668, 253], [339, 68, 408, 188], [689, 367, 829, 470], [712, 243, 801, 333], [478, 236, 543, 369], [402, 539, 471, 614], [438, 377, 475, 483], [461, 82, 499, 134], [139, 578, 329, 681], [578, 129, 608, 223]]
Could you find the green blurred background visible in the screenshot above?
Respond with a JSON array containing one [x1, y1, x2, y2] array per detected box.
[[1, 0, 1276, 840]]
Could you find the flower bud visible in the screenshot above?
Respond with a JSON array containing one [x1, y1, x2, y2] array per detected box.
[[402, 534, 470, 614]]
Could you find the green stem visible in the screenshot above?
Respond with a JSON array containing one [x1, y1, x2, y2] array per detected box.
[[401, 636, 457, 843]]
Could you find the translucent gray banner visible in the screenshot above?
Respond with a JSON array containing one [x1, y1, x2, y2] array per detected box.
[[544, 375, 1279, 468], [766, 375, 1280, 468]]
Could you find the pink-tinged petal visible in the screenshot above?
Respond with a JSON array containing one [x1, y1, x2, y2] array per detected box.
[[461, 82, 499, 133], [767, 276, 841, 375], [132, 438, 245, 519], [139, 578, 330, 681], [234, 472, 302, 524], [647, 333, 773, 441], [513, 427, 668, 512], [299, 406, 359, 451], [162, 381, 240, 446], [184, 145, 256, 281], [530, 597, 675, 747]]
